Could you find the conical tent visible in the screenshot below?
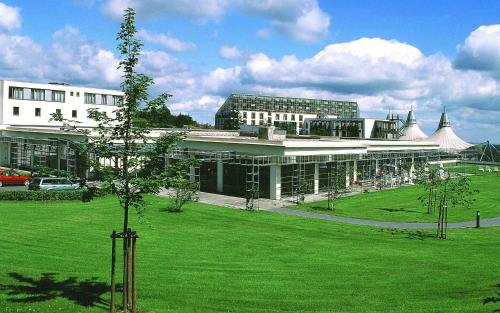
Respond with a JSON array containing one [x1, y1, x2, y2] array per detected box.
[[400, 109, 427, 140], [428, 112, 472, 151]]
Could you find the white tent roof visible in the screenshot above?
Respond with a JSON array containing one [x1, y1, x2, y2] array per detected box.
[[427, 112, 473, 151], [399, 110, 427, 140]]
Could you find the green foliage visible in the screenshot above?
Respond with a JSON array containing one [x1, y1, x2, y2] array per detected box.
[[33, 166, 77, 180], [135, 104, 197, 128], [163, 158, 201, 212], [0, 190, 85, 201], [223, 107, 243, 130], [0, 187, 111, 201]]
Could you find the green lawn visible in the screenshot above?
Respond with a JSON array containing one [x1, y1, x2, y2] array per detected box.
[[290, 174, 500, 223], [0, 196, 499, 312]]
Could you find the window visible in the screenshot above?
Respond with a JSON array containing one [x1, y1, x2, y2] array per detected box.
[[242, 112, 247, 119], [259, 113, 264, 119], [101, 95, 108, 105], [299, 115, 303, 121], [72, 110, 77, 118], [35, 108, 41, 117], [76, 92, 80, 97], [8, 87, 23, 99], [52, 90, 65, 102], [13, 107, 19, 116], [31, 89, 45, 101], [275, 114, 279, 120], [112, 95, 123, 105], [284, 114, 288, 121], [84, 93, 96, 104], [291, 114, 295, 121], [251, 112, 255, 119], [55, 109, 61, 115], [70, 91, 74, 96]]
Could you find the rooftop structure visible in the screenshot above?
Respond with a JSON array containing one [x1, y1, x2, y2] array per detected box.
[[215, 93, 359, 134], [428, 112, 472, 151], [399, 109, 427, 140]]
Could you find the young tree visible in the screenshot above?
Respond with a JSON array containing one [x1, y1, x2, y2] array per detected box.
[[327, 168, 343, 210], [415, 164, 441, 214], [164, 158, 201, 212]]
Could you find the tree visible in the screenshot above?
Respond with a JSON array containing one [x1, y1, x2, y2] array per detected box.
[[223, 107, 243, 130], [415, 164, 441, 214], [416, 166, 479, 239], [164, 158, 201, 212], [88, 8, 182, 310], [327, 167, 343, 210]]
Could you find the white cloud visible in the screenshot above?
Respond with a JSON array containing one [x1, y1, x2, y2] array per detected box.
[[102, 0, 228, 21], [101, 0, 330, 43], [200, 35, 500, 141], [272, 4, 330, 43], [0, 2, 21, 32], [137, 29, 196, 52], [219, 45, 244, 60], [455, 24, 500, 76], [0, 25, 122, 87], [169, 95, 225, 114]]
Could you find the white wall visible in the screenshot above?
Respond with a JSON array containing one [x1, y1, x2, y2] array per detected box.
[[0, 80, 123, 128]]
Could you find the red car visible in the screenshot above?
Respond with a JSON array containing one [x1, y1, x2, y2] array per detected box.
[[0, 169, 32, 187]]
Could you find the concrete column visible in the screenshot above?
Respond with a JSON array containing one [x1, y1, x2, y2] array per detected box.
[[375, 159, 380, 174], [270, 164, 281, 200], [345, 162, 350, 187], [189, 166, 196, 183], [409, 156, 415, 183], [314, 163, 319, 194], [353, 160, 358, 183], [216, 160, 223, 193]]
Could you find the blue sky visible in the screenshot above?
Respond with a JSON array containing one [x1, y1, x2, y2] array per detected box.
[[1, 0, 499, 142]]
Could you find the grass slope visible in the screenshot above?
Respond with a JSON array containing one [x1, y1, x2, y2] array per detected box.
[[290, 174, 500, 223], [0, 196, 499, 313]]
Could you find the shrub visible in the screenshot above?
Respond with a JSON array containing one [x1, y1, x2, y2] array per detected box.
[[0, 187, 111, 201], [0, 190, 85, 201]]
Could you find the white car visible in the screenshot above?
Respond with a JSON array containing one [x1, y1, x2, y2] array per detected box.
[[28, 177, 80, 191]]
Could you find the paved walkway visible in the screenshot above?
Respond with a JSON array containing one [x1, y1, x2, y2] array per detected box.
[[188, 191, 500, 229]]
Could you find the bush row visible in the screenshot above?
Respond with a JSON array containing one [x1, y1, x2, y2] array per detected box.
[[0, 187, 111, 201]]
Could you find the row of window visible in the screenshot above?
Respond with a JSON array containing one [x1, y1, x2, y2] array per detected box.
[[8, 86, 123, 105], [242, 112, 304, 122], [12, 106, 78, 118]]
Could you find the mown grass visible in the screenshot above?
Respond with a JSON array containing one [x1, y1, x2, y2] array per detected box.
[[290, 173, 500, 223], [0, 195, 499, 312]]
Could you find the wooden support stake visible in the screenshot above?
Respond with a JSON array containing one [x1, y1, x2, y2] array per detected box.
[[110, 231, 116, 313], [131, 234, 137, 313], [123, 232, 128, 310], [126, 228, 132, 310]]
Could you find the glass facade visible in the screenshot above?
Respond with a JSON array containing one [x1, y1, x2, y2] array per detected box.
[[215, 93, 359, 129]]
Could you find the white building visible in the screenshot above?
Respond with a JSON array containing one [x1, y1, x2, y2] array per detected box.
[[0, 80, 123, 173], [0, 80, 123, 128]]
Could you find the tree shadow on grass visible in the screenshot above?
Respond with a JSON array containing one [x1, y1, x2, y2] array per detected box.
[[380, 228, 435, 240], [483, 283, 500, 312], [376, 207, 423, 214], [0, 272, 117, 309]]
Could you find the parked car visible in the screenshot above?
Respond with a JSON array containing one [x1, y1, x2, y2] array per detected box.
[[0, 169, 32, 187], [28, 177, 80, 191]]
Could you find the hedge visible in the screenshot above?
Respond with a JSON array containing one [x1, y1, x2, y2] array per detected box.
[[0, 187, 110, 201]]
